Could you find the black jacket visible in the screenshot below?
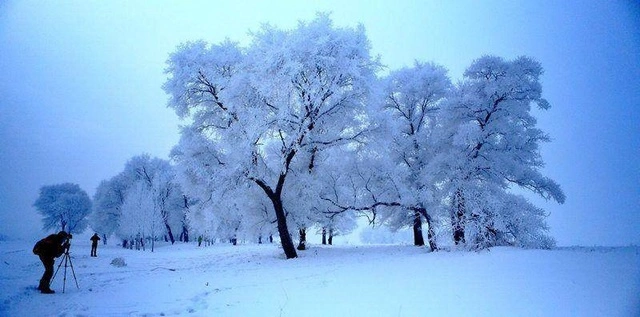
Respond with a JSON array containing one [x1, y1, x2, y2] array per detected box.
[[33, 234, 66, 258]]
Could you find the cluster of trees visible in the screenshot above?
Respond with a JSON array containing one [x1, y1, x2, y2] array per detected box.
[[34, 14, 564, 258], [89, 154, 190, 251], [34, 155, 191, 252], [162, 14, 564, 258]]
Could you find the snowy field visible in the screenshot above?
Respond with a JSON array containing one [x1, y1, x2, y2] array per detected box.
[[1, 239, 639, 317]]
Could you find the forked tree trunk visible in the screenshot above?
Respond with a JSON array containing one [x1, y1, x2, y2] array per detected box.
[[180, 225, 189, 242], [253, 154, 298, 258]]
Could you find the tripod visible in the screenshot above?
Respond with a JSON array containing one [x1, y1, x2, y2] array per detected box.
[[52, 251, 79, 293]]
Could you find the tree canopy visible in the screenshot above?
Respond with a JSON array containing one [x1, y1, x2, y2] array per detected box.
[[34, 183, 91, 234], [164, 13, 381, 258]]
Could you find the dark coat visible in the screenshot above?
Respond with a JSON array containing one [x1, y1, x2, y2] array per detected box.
[[90, 234, 101, 245], [33, 234, 66, 258]]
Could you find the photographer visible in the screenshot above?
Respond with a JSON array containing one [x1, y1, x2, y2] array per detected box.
[[32, 231, 71, 294]]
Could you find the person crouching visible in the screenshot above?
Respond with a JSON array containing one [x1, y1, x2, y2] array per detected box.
[[32, 231, 69, 294]]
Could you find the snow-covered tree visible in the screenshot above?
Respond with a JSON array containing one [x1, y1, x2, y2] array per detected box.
[[375, 61, 451, 250], [118, 182, 164, 251], [165, 14, 380, 258], [317, 62, 450, 250], [34, 183, 92, 235], [90, 154, 188, 247], [433, 55, 565, 248], [89, 174, 128, 244], [121, 154, 185, 244]]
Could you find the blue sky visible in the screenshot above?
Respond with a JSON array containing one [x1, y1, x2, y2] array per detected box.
[[1, 1, 638, 246]]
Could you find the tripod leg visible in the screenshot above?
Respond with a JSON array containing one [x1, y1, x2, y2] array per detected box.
[[67, 254, 80, 289], [52, 257, 65, 283], [62, 255, 68, 293]]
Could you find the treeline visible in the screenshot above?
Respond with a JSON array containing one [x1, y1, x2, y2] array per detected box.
[[35, 14, 564, 258]]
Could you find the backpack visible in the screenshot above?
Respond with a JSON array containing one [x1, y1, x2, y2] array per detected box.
[[33, 239, 44, 255]]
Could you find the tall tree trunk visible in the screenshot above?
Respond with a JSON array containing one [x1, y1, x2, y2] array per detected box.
[[328, 228, 334, 245], [181, 195, 190, 242], [182, 195, 190, 242], [297, 228, 307, 250], [321, 227, 327, 245], [272, 195, 297, 258], [452, 188, 466, 245], [413, 210, 425, 246]]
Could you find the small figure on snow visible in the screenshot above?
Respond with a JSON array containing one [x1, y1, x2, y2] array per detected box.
[[198, 235, 203, 247], [90, 233, 101, 257], [32, 231, 70, 294]]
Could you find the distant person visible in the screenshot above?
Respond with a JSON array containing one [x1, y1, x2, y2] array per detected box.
[[90, 233, 101, 257], [32, 231, 70, 294]]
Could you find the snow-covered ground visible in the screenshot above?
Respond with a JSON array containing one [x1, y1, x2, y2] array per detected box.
[[1, 239, 639, 316]]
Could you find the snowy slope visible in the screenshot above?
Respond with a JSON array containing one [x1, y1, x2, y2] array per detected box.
[[1, 240, 638, 316]]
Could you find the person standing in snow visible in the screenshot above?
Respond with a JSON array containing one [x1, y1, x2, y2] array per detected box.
[[90, 233, 101, 257], [32, 231, 70, 294]]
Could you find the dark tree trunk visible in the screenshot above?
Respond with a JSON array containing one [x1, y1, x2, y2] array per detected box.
[[254, 173, 298, 259], [258, 236, 263, 244], [274, 197, 297, 258], [181, 195, 190, 242], [231, 228, 238, 245], [297, 228, 307, 250], [164, 222, 175, 244], [452, 188, 466, 245], [321, 228, 327, 245], [328, 228, 334, 245], [413, 210, 425, 246], [181, 225, 189, 243], [269, 235, 273, 243]]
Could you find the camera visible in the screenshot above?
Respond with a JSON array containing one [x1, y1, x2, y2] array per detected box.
[[63, 234, 72, 253]]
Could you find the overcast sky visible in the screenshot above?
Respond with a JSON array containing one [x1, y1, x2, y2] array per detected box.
[[1, 1, 638, 246]]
